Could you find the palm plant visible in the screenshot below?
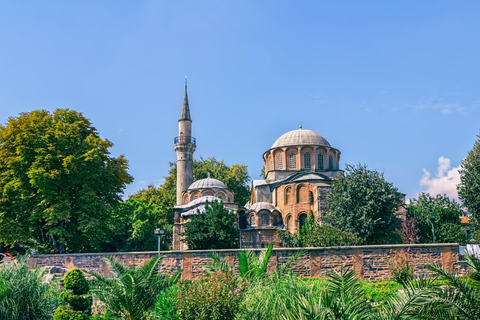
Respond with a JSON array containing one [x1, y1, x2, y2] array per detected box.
[[89, 256, 181, 320], [205, 243, 304, 281]]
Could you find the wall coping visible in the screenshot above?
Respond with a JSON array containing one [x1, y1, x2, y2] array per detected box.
[[29, 243, 459, 258]]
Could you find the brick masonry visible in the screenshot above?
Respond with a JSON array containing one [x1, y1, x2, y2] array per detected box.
[[19, 243, 466, 280]]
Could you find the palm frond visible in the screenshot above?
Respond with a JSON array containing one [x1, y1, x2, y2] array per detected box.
[[204, 252, 232, 275], [277, 249, 305, 275]]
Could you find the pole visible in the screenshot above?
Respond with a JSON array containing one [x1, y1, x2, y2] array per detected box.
[[157, 235, 161, 256], [431, 223, 435, 244]]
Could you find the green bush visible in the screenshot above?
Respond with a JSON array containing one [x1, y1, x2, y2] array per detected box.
[[175, 272, 246, 320], [60, 292, 93, 311], [388, 253, 414, 285], [153, 285, 180, 320], [53, 306, 88, 320], [0, 259, 64, 320], [64, 268, 89, 295]]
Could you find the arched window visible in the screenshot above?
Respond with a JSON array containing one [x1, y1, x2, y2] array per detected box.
[[249, 215, 255, 226], [277, 154, 283, 169], [299, 213, 307, 229], [284, 186, 291, 205], [328, 155, 333, 170], [285, 214, 291, 230], [309, 191, 314, 205], [227, 198, 230, 202], [289, 153, 296, 169], [304, 152, 311, 169], [318, 153, 324, 170], [269, 157, 273, 171], [261, 214, 269, 225], [296, 185, 305, 203]]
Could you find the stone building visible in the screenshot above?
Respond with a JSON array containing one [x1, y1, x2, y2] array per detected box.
[[172, 81, 343, 250]]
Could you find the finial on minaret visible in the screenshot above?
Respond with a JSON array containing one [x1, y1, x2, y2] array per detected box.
[[299, 123, 302, 130], [207, 172, 211, 179], [180, 77, 191, 121]]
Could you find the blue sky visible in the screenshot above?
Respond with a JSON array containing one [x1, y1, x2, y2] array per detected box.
[[1, 1, 479, 202]]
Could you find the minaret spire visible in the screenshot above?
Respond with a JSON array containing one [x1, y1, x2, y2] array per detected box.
[[180, 76, 191, 121]]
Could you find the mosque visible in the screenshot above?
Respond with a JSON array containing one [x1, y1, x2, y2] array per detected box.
[[172, 83, 343, 250]]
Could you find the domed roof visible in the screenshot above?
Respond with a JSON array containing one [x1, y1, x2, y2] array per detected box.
[[188, 177, 228, 190], [272, 129, 331, 148], [249, 202, 275, 212]]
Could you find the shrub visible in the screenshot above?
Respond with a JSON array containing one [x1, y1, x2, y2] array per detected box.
[[388, 253, 414, 285], [54, 268, 91, 320], [153, 285, 180, 320], [175, 272, 246, 320], [0, 258, 64, 320]]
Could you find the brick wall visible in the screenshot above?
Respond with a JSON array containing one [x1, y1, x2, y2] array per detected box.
[[23, 243, 461, 280]]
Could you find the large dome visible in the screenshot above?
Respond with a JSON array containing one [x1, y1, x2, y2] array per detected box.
[[272, 129, 331, 148], [188, 177, 228, 190]]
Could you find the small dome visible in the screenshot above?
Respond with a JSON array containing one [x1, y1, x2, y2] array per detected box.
[[188, 177, 228, 190], [272, 129, 330, 148], [250, 202, 275, 212]]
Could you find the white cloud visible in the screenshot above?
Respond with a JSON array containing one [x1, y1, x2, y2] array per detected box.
[[419, 156, 461, 199]]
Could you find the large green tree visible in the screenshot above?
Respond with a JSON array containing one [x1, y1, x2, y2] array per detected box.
[[324, 164, 403, 244], [180, 200, 239, 250], [131, 157, 250, 224], [458, 130, 480, 229], [407, 193, 467, 244], [0, 109, 133, 253]]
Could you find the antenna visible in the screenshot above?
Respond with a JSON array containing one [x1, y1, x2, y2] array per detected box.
[[185, 76, 187, 90]]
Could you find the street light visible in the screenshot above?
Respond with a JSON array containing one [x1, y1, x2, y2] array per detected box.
[[154, 228, 165, 256], [429, 216, 436, 243]]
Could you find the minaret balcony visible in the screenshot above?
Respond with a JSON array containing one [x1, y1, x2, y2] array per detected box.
[[174, 136, 196, 145]]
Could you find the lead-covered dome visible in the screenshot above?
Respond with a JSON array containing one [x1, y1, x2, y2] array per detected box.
[[188, 177, 228, 190], [272, 129, 330, 148]]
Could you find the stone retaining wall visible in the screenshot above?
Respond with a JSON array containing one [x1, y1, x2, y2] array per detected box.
[[21, 243, 462, 280]]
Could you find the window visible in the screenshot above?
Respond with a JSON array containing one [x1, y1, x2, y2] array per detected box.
[[318, 153, 324, 170], [261, 214, 269, 225], [296, 185, 305, 203], [299, 214, 307, 229], [286, 214, 291, 230], [304, 152, 311, 169], [277, 154, 283, 169], [284, 187, 291, 205], [250, 215, 255, 226], [309, 191, 314, 205], [328, 155, 333, 170], [269, 157, 273, 171], [289, 153, 296, 169]]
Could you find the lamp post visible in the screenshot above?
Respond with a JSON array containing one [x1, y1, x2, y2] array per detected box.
[[429, 216, 436, 243], [154, 228, 165, 256]]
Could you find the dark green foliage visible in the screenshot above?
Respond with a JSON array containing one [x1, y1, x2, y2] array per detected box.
[[0, 258, 64, 320], [89, 256, 181, 320], [60, 292, 92, 311], [64, 268, 89, 295], [180, 200, 239, 250], [278, 216, 363, 247], [175, 272, 246, 320], [324, 164, 403, 244], [458, 130, 480, 230], [153, 285, 180, 320], [0, 109, 133, 253], [53, 306, 88, 320], [407, 193, 467, 244]]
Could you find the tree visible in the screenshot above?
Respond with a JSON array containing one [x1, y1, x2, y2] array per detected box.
[[131, 157, 250, 224], [458, 130, 480, 229], [180, 200, 239, 250], [324, 164, 403, 244], [407, 193, 467, 244], [0, 109, 133, 253]]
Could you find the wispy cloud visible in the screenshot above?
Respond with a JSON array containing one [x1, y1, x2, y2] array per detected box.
[[410, 95, 479, 115], [419, 156, 461, 200]]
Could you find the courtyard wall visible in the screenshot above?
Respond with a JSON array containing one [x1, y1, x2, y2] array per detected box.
[[19, 243, 461, 280]]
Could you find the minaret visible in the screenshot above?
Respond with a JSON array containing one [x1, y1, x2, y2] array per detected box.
[[174, 77, 196, 205]]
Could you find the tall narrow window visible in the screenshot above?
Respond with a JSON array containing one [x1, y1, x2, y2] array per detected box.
[[269, 157, 273, 171], [289, 153, 296, 169], [328, 155, 333, 170], [318, 153, 324, 170], [261, 214, 269, 225], [309, 191, 314, 205], [277, 154, 283, 169], [250, 215, 255, 226], [299, 213, 307, 229], [304, 152, 311, 169], [284, 186, 291, 204]]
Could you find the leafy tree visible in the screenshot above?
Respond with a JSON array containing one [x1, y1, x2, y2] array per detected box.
[[180, 200, 239, 250], [0, 109, 133, 253], [105, 198, 172, 252], [458, 130, 480, 229], [131, 157, 250, 224], [279, 216, 363, 247], [324, 164, 403, 244], [407, 193, 467, 244], [89, 256, 181, 320]]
